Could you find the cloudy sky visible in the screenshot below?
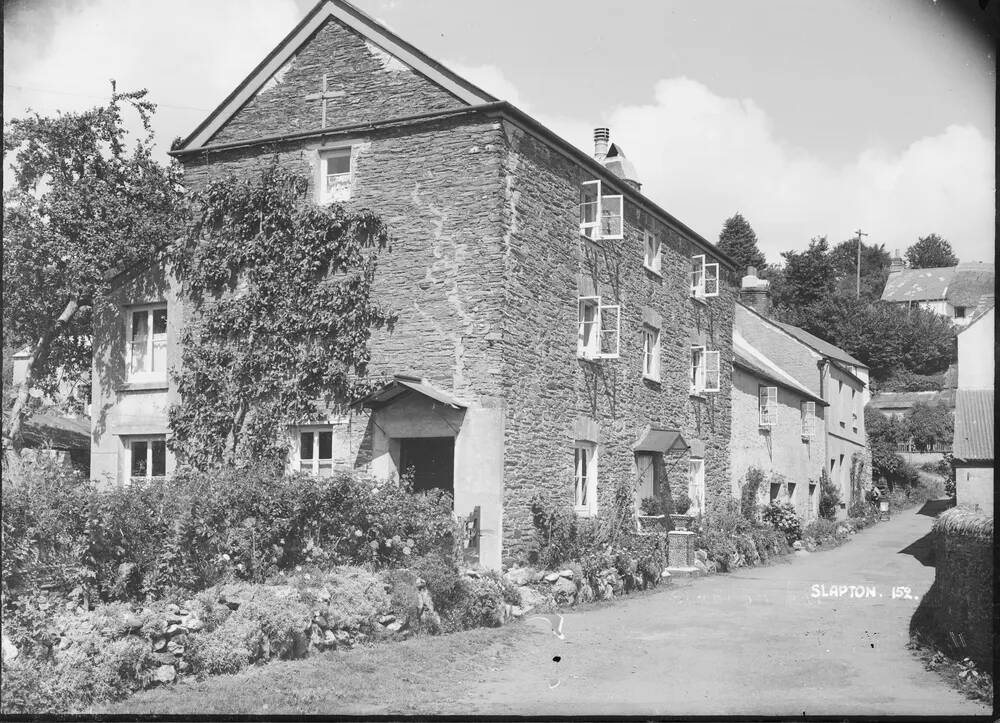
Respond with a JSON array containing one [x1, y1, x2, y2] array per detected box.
[[5, 0, 996, 263]]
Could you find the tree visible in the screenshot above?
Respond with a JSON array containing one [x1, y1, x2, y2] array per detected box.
[[904, 402, 954, 453], [2, 85, 182, 457], [168, 162, 394, 469], [774, 295, 955, 383], [770, 236, 836, 310], [716, 213, 765, 275], [905, 233, 958, 269], [864, 407, 907, 481], [828, 239, 890, 301]]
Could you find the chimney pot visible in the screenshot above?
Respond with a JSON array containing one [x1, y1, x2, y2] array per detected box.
[[747, 266, 757, 277], [594, 127, 610, 161]]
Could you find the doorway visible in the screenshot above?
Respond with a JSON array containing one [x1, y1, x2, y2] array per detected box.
[[398, 436, 455, 496]]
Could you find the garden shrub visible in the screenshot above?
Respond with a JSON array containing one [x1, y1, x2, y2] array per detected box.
[[818, 469, 841, 520], [803, 518, 844, 547], [761, 501, 803, 545], [382, 568, 425, 629], [0, 624, 152, 714], [1, 464, 460, 605], [440, 576, 505, 632], [694, 499, 791, 571], [233, 590, 312, 659], [185, 616, 263, 677], [408, 551, 462, 617], [529, 496, 603, 569]]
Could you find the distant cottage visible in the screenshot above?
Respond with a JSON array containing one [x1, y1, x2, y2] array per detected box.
[[881, 254, 995, 326], [90, 0, 739, 568]]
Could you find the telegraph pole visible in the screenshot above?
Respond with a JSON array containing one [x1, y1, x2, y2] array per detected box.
[[854, 228, 868, 299]]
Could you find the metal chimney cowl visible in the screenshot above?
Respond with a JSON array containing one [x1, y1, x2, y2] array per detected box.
[[594, 127, 610, 161]]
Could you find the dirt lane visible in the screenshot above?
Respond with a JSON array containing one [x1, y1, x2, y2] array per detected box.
[[456, 505, 987, 717], [105, 505, 989, 717]]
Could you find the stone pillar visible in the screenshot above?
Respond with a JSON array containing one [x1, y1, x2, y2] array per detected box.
[[667, 529, 698, 574]]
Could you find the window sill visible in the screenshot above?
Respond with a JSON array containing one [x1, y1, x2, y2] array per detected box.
[[643, 373, 661, 384], [642, 264, 663, 278], [689, 390, 705, 400], [117, 380, 169, 392], [690, 294, 708, 305], [574, 507, 596, 518]]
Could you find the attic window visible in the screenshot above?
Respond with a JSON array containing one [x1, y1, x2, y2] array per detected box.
[[318, 147, 352, 204], [955, 306, 966, 319]]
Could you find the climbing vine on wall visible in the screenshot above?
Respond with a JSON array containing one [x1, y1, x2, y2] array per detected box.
[[168, 161, 394, 469]]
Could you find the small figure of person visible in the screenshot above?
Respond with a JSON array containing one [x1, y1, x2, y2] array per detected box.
[[869, 483, 882, 511]]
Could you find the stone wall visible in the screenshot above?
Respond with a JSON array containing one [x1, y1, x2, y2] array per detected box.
[[209, 16, 464, 146], [497, 121, 735, 562], [182, 115, 508, 404], [911, 508, 993, 672]]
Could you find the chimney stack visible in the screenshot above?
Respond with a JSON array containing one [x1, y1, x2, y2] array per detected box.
[[593, 127, 610, 162], [889, 250, 905, 274], [740, 266, 771, 316]]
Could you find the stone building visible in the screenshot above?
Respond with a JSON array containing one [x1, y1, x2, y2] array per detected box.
[[89, 0, 738, 568], [735, 269, 869, 516]]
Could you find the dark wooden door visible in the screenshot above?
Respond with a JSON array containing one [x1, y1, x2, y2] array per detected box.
[[399, 436, 455, 496]]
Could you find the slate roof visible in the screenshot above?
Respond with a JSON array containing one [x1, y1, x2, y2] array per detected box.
[[952, 389, 994, 462], [881, 262, 995, 307], [11, 413, 92, 450], [771, 321, 867, 368], [732, 332, 827, 405], [868, 389, 956, 411]]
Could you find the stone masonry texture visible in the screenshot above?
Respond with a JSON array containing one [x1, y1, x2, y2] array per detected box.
[[915, 512, 994, 671], [498, 123, 735, 562], [99, 11, 737, 563], [209, 18, 465, 146]]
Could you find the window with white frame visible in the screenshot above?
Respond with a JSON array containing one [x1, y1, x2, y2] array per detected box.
[[642, 325, 660, 380], [578, 296, 621, 359], [801, 400, 816, 438], [318, 147, 352, 204], [643, 231, 661, 274], [690, 346, 720, 394], [579, 180, 623, 241], [688, 458, 705, 515], [128, 436, 167, 480], [574, 442, 597, 515], [689, 254, 720, 299], [296, 427, 335, 477], [128, 305, 167, 380], [759, 386, 777, 426]]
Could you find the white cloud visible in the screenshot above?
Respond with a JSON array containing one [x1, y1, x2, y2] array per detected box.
[[539, 77, 994, 263], [7, 7, 992, 264], [4, 0, 301, 158], [440, 60, 529, 112]]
